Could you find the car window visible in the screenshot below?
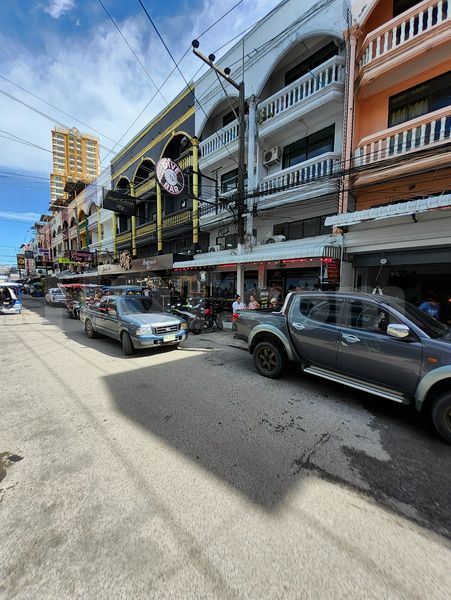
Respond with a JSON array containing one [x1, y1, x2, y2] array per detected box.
[[107, 299, 117, 316], [298, 296, 341, 325], [345, 300, 400, 334], [99, 300, 108, 311]]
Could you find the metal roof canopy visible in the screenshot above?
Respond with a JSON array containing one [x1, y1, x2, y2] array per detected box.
[[325, 194, 451, 227]]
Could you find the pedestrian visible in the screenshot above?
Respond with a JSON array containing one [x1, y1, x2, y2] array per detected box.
[[270, 297, 278, 309], [419, 295, 439, 319], [232, 294, 245, 313], [248, 294, 260, 310]]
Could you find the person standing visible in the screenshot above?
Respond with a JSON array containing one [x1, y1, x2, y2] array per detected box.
[[419, 295, 439, 319], [232, 294, 245, 313]]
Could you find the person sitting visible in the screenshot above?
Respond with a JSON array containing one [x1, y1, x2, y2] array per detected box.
[[248, 294, 260, 310], [232, 294, 245, 313]]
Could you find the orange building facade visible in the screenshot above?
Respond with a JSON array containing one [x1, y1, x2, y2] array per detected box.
[[327, 0, 451, 321]]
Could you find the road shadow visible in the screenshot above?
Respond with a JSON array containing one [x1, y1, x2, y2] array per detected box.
[[103, 345, 451, 538]]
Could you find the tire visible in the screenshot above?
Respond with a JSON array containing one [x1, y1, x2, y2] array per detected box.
[[121, 331, 134, 356], [85, 320, 97, 339], [253, 340, 286, 379], [192, 328, 202, 335], [431, 392, 451, 444], [215, 314, 223, 331]]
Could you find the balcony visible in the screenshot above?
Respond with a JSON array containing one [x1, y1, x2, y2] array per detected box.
[[69, 226, 77, 239], [354, 106, 451, 170], [199, 189, 237, 227], [163, 209, 192, 230], [357, 0, 450, 87], [88, 213, 98, 230], [199, 121, 240, 166], [258, 56, 345, 137]]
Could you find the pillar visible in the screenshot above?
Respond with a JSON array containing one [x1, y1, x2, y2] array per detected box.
[[258, 265, 265, 288], [192, 137, 199, 246], [130, 182, 137, 257], [246, 95, 258, 242], [157, 184, 162, 253], [236, 264, 245, 298], [112, 212, 117, 258], [97, 206, 102, 253]]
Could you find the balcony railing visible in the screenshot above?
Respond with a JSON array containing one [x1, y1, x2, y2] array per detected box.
[[163, 209, 192, 229], [258, 153, 340, 195], [258, 56, 345, 126], [200, 121, 239, 161], [358, 0, 449, 71], [199, 189, 238, 218], [354, 106, 451, 167], [88, 213, 98, 229], [69, 226, 77, 238]]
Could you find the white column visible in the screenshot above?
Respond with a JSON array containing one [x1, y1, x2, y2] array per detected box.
[[236, 264, 245, 298], [258, 265, 265, 287], [246, 95, 258, 243]]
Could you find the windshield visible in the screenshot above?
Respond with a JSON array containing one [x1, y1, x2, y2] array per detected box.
[[386, 299, 449, 339], [119, 296, 165, 315]]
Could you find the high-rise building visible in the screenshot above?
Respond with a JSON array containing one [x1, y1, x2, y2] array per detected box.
[[50, 127, 100, 207]]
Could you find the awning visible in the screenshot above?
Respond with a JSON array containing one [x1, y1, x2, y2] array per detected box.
[[325, 194, 451, 227], [173, 237, 341, 269]]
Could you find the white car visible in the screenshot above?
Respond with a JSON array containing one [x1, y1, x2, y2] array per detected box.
[[45, 288, 66, 306]]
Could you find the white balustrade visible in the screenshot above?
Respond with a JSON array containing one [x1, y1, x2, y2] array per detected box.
[[354, 107, 451, 166], [258, 153, 341, 195], [358, 0, 449, 70], [258, 56, 345, 126], [199, 121, 240, 160]]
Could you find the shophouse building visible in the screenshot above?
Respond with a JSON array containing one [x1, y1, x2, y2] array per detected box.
[[326, 0, 451, 320], [172, 0, 349, 301]]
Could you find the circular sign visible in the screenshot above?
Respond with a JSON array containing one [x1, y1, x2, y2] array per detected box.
[[156, 158, 185, 195]]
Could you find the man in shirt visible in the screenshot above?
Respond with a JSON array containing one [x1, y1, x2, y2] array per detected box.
[[232, 294, 245, 313], [419, 295, 439, 319]]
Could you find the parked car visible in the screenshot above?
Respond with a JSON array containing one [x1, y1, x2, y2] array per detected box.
[[233, 291, 451, 443], [80, 294, 187, 355], [45, 287, 66, 306]]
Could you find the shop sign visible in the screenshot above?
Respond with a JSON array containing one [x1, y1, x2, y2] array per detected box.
[[35, 258, 50, 268], [98, 253, 175, 275], [70, 250, 94, 262], [156, 158, 184, 196], [119, 251, 132, 270], [24, 250, 34, 259], [139, 253, 173, 271], [197, 270, 208, 283], [38, 249, 50, 257], [103, 190, 136, 216], [218, 226, 230, 237], [259, 287, 270, 309], [17, 254, 25, 268], [58, 257, 71, 264]]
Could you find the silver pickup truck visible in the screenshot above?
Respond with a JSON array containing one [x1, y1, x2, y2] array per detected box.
[[80, 294, 187, 355], [233, 291, 451, 443]]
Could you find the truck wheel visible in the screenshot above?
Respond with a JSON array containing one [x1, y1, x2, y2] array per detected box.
[[431, 392, 451, 444], [121, 331, 135, 356], [85, 320, 97, 339], [253, 340, 285, 379]]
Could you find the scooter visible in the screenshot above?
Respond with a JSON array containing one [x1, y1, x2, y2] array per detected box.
[[169, 301, 205, 334]]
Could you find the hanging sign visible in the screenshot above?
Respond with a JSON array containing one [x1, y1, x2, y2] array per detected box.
[[156, 158, 184, 196], [103, 190, 136, 216], [17, 254, 25, 268]]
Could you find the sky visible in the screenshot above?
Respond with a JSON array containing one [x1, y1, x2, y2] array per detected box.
[[0, 0, 282, 265]]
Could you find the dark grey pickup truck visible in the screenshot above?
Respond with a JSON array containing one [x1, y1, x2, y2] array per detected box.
[[233, 291, 451, 443]]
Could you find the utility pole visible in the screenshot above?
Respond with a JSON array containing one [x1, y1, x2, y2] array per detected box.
[[192, 40, 246, 246]]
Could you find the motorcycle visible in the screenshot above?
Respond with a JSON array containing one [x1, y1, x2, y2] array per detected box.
[[169, 300, 205, 335], [189, 297, 224, 332]]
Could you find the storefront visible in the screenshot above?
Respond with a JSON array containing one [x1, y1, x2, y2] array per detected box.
[[173, 237, 342, 307], [325, 195, 451, 324]]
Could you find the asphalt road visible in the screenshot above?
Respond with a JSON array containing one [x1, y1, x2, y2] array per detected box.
[[1, 297, 450, 599]]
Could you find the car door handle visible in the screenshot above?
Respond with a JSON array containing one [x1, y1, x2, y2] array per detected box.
[[292, 322, 305, 331], [341, 333, 360, 344]]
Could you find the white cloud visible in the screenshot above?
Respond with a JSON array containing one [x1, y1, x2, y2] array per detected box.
[[44, 0, 75, 19], [0, 211, 41, 222], [0, 0, 281, 177]]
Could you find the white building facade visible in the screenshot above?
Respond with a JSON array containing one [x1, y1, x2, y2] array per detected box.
[[174, 0, 349, 300]]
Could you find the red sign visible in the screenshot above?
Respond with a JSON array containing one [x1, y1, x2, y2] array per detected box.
[[70, 250, 94, 262]]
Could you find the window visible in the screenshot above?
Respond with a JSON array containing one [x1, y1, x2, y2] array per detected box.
[[393, 0, 423, 17], [285, 42, 338, 86], [221, 168, 238, 193], [282, 125, 335, 169], [345, 300, 398, 333], [298, 296, 340, 325], [107, 299, 117, 316], [388, 71, 451, 127], [273, 214, 333, 240], [117, 215, 130, 233], [136, 202, 148, 226], [222, 110, 237, 127]]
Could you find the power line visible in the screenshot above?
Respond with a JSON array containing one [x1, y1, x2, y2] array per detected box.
[[103, 0, 247, 164], [96, 0, 168, 105], [0, 88, 118, 155], [0, 74, 123, 147], [137, 0, 239, 167]]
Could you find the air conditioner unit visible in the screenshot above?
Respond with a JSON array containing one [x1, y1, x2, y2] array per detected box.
[[263, 234, 286, 244], [208, 244, 224, 252], [263, 146, 281, 167]]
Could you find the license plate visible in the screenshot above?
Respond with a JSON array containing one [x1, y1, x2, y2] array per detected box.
[[163, 334, 176, 342]]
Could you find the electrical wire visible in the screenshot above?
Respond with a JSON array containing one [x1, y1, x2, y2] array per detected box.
[[137, 0, 239, 167], [0, 74, 123, 147], [96, 0, 167, 105]]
